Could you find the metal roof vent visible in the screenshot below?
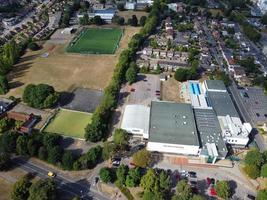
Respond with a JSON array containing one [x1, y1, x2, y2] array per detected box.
[[183, 121, 187, 125], [183, 115, 186, 119]]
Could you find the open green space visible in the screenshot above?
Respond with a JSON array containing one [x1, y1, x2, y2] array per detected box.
[[66, 28, 123, 54], [44, 109, 92, 139]]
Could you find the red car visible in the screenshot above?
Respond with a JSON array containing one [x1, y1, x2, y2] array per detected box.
[[130, 88, 135, 92], [210, 187, 217, 196]]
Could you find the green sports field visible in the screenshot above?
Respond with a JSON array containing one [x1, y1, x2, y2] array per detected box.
[[44, 109, 92, 139], [67, 28, 123, 54]]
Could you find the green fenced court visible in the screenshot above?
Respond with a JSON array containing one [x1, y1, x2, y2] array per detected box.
[[43, 109, 92, 139], [66, 28, 123, 54]]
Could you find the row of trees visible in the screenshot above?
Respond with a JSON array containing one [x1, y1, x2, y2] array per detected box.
[[84, 0, 162, 142], [0, 131, 103, 171], [11, 175, 56, 200], [244, 149, 267, 179], [0, 40, 21, 94], [99, 166, 207, 200]]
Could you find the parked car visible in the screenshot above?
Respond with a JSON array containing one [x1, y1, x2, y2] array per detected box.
[[210, 186, 217, 196], [111, 157, 121, 167], [245, 194, 256, 200], [188, 171, 197, 178], [206, 177, 211, 186]]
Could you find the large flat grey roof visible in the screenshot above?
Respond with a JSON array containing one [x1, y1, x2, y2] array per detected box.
[[207, 91, 239, 118], [194, 108, 228, 157], [149, 101, 199, 146], [205, 80, 226, 91], [239, 87, 267, 123]]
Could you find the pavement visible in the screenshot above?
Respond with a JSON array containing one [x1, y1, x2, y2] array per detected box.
[[228, 81, 267, 151], [11, 157, 110, 200]]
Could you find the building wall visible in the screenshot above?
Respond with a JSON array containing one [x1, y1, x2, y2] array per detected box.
[[147, 142, 200, 156]]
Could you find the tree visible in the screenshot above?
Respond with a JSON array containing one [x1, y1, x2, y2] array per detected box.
[[126, 167, 141, 187], [174, 68, 188, 82], [102, 141, 116, 160], [131, 15, 138, 26], [116, 164, 129, 186], [257, 189, 267, 200], [47, 145, 63, 164], [132, 149, 151, 168], [1, 131, 19, 153], [27, 42, 40, 51], [0, 117, 11, 132], [140, 16, 147, 26], [0, 75, 9, 94], [38, 146, 47, 160], [261, 164, 267, 177], [215, 180, 231, 200], [117, 3, 124, 11], [16, 135, 29, 156], [261, 13, 267, 25], [22, 84, 59, 108], [99, 167, 113, 183], [140, 168, 157, 192], [80, 13, 89, 25], [244, 149, 264, 167], [174, 180, 193, 200], [126, 67, 137, 84], [28, 179, 56, 200], [99, 0, 106, 5], [93, 16, 103, 25], [0, 151, 10, 171], [61, 151, 75, 170], [27, 138, 39, 157], [113, 129, 129, 148], [43, 133, 62, 149], [11, 175, 32, 200], [192, 195, 205, 200]]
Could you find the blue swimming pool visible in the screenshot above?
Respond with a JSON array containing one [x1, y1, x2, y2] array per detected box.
[[189, 82, 201, 95]]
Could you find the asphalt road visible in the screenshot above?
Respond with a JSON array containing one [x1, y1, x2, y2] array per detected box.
[[11, 157, 110, 200]]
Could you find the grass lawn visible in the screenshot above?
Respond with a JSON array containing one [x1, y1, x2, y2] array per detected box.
[[44, 109, 92, 139], [67, 28, 123, 54]]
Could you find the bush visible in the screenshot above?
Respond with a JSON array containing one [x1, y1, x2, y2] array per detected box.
[[126, 67, 137, 84]]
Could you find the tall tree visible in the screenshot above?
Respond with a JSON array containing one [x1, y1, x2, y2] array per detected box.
[[116, 164, 129, 186], [113, 129, 129, 148], [132, 149, 151, 168], [11, 175, 32, 200], [16, 135, 29, 156], [215, 180, 231, 200], [0, 75, 9, 94], [28, 179, 56, 200]]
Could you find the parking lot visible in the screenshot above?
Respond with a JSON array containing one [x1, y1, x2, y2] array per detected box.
[[126, 74, 160, 105], [154, 160, 257, 200]]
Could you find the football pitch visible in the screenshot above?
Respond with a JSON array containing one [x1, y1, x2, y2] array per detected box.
[[43, 109, 92, 139], [66, 28, 123, 54]]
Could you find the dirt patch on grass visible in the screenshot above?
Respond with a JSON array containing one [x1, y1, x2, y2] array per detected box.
[[117, 11, 148, 20], [5, 26, 140, 97], [161, 77, 183, 102]]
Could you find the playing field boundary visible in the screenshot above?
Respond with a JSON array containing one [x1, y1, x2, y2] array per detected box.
[[42, 108, 92, 139], [66, 27, 124, 55]]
